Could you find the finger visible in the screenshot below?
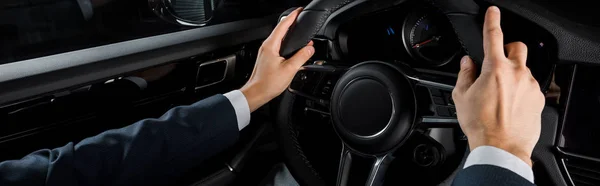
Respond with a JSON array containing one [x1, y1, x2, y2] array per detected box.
[[283, 45, 315, 71], [264, 7, 303, 51], [271, 8, 301, 41], [454, 56, 476, 95], [505, 42, 528, 66], [483, 6, 505, 61]]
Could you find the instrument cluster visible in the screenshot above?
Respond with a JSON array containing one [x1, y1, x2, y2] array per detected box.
[[337, 2, 556, 90], [401, 9, 462, 67], [337, 4, 465, 69]]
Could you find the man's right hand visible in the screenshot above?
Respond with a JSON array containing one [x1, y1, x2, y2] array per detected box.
[[240, 8, 315, 112], [451, 6, 545, 166]]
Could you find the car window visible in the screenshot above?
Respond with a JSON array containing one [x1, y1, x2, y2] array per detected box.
[[0, 0, 308, 64]]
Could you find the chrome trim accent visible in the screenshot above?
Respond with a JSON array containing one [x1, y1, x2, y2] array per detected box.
[[304, 107, 330, 115], [560, 158, 576, 186], [225, 163, 235, 172], [366, 153, 394, 186], [194, 55, 236, 90], [336, 145, 395, 186], [558, 147, 600, 163], [336, 146, 352, 186], [421, 117, 458, 124], [149, 0, 210, 27], [406, 76, 455, 90]]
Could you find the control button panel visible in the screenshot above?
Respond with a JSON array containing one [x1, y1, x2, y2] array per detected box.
[[428, 88, 456, 119]]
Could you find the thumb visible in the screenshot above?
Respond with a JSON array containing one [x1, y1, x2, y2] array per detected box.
[[284, 44, 315, 71], [454, 56, 476, 94]]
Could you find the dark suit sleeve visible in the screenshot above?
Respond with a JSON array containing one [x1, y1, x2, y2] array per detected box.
[[0, 94, 240, 186], [452, 165, 536, 186]]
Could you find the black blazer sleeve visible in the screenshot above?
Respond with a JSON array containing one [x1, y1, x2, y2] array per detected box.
[[0, 94, 240, 186], [452, 165, 536, 186]]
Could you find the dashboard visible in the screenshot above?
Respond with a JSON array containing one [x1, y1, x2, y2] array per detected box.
[[292, 0, 600, 185], [336, 1, 556, 90]]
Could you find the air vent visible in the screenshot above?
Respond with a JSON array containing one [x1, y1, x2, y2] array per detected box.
[[565, 157, 600, 186]]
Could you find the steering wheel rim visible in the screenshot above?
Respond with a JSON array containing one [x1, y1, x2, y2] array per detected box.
[[277, 0, 494, 185]]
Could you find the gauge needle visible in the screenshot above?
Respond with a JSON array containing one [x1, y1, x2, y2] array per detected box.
[[412, 36, 441, 49]]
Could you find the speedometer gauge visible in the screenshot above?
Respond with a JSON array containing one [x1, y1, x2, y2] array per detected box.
[[402, 10, 462, 66]]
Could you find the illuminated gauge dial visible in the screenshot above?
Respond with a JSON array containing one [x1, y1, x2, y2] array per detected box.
[[403, 11, 462, 66]]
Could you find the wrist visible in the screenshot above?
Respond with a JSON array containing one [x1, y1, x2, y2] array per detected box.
[[240, 82, 271, 112]]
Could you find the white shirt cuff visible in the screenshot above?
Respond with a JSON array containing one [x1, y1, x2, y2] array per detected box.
[[464, 146, 534, 183], [223, 90, 251, 131]]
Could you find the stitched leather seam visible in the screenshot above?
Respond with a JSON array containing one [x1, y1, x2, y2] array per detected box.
[[303, 0, 354, 45], [286, 94, 323, 180]]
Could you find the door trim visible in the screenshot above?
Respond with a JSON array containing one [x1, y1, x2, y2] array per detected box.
[[0, 16, 275, 106]]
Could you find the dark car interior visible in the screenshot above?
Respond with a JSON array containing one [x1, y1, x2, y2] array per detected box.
[[0, 0, 599, 185]]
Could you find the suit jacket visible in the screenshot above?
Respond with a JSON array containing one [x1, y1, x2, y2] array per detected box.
[[453, 165, 536, 186], [0, 95, 240, 186]]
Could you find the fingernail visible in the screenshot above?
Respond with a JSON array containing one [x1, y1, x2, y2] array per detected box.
[[490, 6, 499, 12], [461, 56, 469, 65], [307, 46, 314, 56]]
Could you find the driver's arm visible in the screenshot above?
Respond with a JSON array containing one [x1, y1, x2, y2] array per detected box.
[[0, 8, 313, 186], [452, 6, 544, 185]]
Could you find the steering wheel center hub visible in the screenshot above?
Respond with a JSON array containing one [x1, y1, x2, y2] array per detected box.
[[339, 78, 393, 136], [331, 61, 416, 154]]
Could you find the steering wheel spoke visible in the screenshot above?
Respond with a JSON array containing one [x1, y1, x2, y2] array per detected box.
[[399, 67, 460, 129], [418, 116, 459, 128], [336, 146, 352, 186], [366, 153, 394, 186], [337, 145, 394, 186], [288, 62, 349, 106]]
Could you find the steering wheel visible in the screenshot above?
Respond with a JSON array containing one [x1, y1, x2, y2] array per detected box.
[[275, 0, 559, 185]]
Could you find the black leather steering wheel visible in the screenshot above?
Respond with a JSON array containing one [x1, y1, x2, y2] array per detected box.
[[276, 0, 559, 186]]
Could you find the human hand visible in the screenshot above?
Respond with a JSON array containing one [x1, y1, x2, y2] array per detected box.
[[451, 6, 545, 167], [241, 8, 315, 112]]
